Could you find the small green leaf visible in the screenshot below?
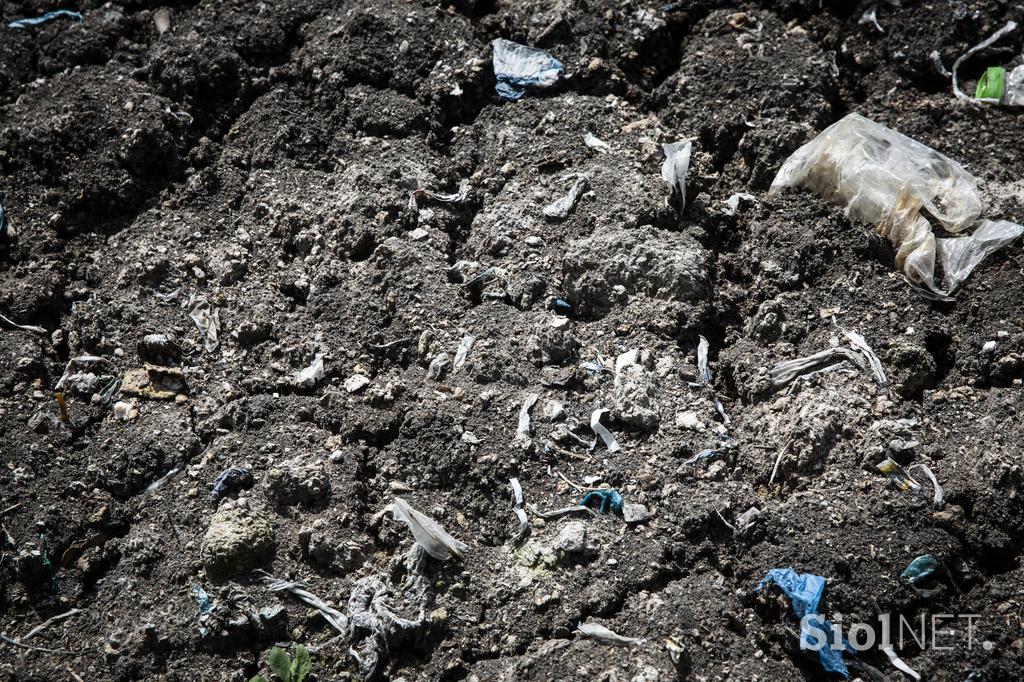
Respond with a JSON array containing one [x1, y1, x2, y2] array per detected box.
[[290, 645, 311, 682], [267, 647, 292, 682], [249, 677, 268, 682], [976, 66, 1006, 100]]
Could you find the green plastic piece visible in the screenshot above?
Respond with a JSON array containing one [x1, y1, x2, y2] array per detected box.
[[976, 66, 1006, 100]]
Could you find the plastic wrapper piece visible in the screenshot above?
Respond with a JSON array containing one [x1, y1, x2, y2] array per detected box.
[[769, 113, 1023, 295], [756, 569, 850, 678], [492, 39, 563, 101], [543, 176, 589, 220], [577, 622, 644, 646], [661, 140, 692, 211], [876, 458, 921, 492], [392, 497, 468, 561]]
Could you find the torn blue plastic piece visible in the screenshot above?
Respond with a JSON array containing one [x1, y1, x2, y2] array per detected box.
[[191, 584, 213, 615], [756, 568, 850, 678], [580, 489, 623, 514], [8, 10, 83, 29], [492, 38, 563, 101], [209, 466, 253, 505], [683, 448, 717, 465], [901, 554, 938, 584], [553, 298, 572, 315]]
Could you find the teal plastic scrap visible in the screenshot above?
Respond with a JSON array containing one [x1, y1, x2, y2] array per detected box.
[[901, 555, 939, 584], [580, 489, 623, 514]]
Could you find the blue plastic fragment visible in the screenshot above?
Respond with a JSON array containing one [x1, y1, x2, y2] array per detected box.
[[191, 584, 213, 615], [553, 298, 572, 315], [8, 10, 83, 29], [580, 489, 623, 514], [492, 38, 563, 101], [901, 554, 938, 584], [756, 568, 850, 678], [209, 466, 253, 504], [683, 448, 717, 465]]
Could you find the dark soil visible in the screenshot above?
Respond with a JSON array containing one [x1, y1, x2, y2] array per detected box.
[[3, 1, 1024, 680]]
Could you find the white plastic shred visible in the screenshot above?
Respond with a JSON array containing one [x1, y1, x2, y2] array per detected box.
[[661, 140, 692, 210], [590, 408, 621, 453], [392, 497, 468, 561]]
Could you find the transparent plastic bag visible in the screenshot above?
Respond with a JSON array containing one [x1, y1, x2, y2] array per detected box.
[[770, 113, 1022, 295]]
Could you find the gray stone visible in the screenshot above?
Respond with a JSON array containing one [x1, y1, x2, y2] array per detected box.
[[201, 501, 275, 578]]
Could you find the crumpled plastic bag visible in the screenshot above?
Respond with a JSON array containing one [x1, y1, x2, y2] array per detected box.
[[770, 113, 1023, 296], [492, 39, 563, 101], [756, 568, 850, 678]]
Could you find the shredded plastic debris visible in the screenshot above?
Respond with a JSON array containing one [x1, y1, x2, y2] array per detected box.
[[584, 132, 610, 152], [491, 38, 563, 101], [682, 448, 718, 466], [858, 6, 883, 33], [294, 354, 324, 388], [8, 10, 83, 29], [258, 571, 349, 635], [589, 408, 621, 453], [408, 180, 469, 211], [577, 622, 644, 646], [881, 642, 922, 681], [348, 573, 425, 681], [756, 569, 849, 678], [770, 347, 865, 387], [901, 554, 938, 584], [0, 199, 9, 240], [188, 296, 220, 353], [838, 325, 887, 385], [516, 393, 539, 444], [580, 489, 623, 514], [509, 478, 528, 542], [144, 466, 180, 493], [452, 335, 475, 371], [543, 176, 589, 220], [209, 467, 253, 505], [0, 312, 46, 335], [391, 497, 468, 561], [951, 21, 1017, 103], [770, 113, 1024, 296], [907, 463, 943, 509], [876, 458, 921, 492], [191, 585, 214, 636], [661, 140, 692, 210], [723, 192, 756, 216], [930, 50, 951, 78]]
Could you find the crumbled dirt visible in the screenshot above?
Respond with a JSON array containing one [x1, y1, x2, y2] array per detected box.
[[3, 1, 1024, 680]]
